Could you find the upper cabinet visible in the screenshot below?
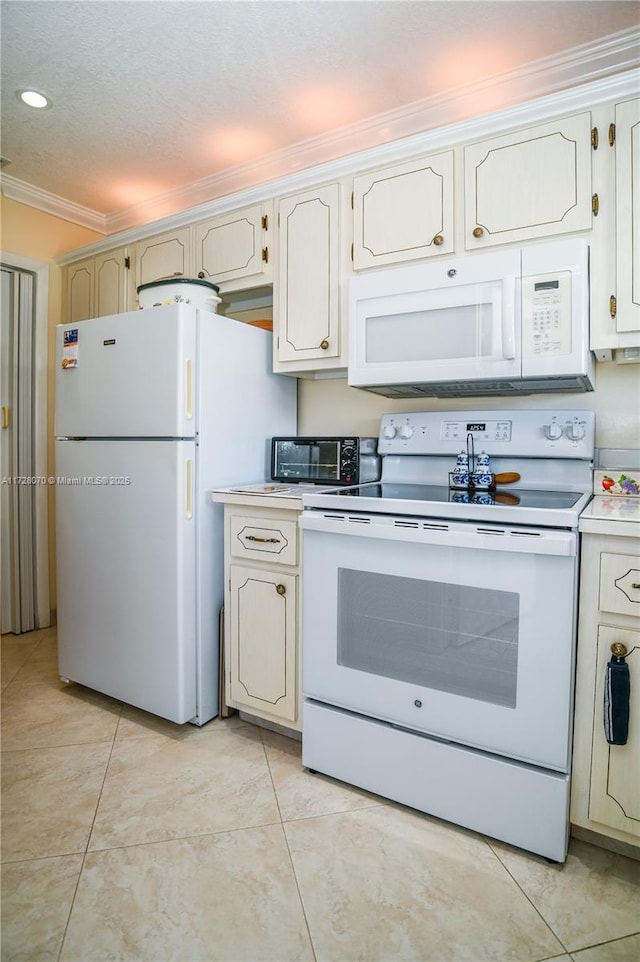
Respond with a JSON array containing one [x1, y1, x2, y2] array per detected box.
[[65, 247, 130, 323], [589, 97, 640, 356], [66, 257, 94, 323], [613, 98, 640, 335], [194, 202, 272, 289], [274, 183, 344, 373], [352, 152, 455, 269], [134, 227, 192, 292], [464, 113, 593, 250]]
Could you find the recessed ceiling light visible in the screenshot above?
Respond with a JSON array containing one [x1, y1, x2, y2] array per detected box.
[[17, 89, 52, 109]]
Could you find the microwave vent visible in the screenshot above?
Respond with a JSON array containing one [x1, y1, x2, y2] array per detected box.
[[353, 375, 593, 399]]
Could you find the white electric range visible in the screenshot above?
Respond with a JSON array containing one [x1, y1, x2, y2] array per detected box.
[[299, 409, 595, 862]]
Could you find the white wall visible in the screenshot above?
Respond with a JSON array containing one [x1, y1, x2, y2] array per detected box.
[[298, 362, 640, 451]]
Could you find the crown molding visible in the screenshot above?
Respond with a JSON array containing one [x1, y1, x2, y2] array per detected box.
[[13, 23, 633, 259], [0, 174, 108, 233], [55, 64, 640, 266], [103, 26, 640, 235]]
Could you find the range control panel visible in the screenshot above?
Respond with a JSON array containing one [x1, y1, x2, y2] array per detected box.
[[378, 410, 595, 459]]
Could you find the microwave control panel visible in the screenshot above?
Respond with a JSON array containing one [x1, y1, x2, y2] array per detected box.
[[522, 270, 572, 358]]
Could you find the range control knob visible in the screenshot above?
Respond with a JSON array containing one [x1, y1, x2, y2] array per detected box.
[[566, 421, 586, 441], [544, 421, 563, 441], [397, 424, 414, 440], [382, 424, 397, 440]]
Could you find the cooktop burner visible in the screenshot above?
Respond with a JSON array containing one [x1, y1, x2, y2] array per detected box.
[[319, 482, 584, 510]]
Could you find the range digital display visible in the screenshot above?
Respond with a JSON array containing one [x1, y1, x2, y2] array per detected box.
[[466, 423, 486, 432]]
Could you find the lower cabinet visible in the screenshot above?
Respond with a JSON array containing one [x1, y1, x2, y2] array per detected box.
[[221, 502, 302, 730], [571, 529, 640, 850]]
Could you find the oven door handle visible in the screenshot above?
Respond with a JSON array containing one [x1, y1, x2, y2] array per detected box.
[[300, 512, 576, 557]]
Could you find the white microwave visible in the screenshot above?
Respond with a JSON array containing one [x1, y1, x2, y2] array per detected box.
[[348, 239, 593, 397]]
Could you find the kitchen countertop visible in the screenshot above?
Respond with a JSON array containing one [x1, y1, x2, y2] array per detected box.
[[579, 496, 640, 537], [211, 482, 341, 510]]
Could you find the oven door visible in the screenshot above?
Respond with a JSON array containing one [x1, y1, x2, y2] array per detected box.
[[301, 511, 578, 772]]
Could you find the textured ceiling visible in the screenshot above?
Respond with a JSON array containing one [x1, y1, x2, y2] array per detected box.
[[1, 0, 639, 230]]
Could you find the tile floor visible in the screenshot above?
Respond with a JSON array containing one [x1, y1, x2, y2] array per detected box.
[[2, 627, 639, 962]]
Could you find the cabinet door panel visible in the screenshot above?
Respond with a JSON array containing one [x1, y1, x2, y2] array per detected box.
[[465, 113, 592, 249], [95, 249, 127, 318], [276, 184, 341, 362], [229, 565, 297, 722], [354, 152, 454, 269], [615, 98, 640, 333], [588, 625, 640, 836], [67, 258, 94, 323], [194, 204, 269, 285], [135, 228, 191, 290]]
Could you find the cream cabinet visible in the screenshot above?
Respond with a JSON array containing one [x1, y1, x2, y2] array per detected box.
[[352, 151, 455, 269], [134, 227, 192, 293], [589, 97, 640, 357], [65, 247, 131, 323], [274, 183, 344, 374], [464, 112, 593, 250], [66, 256, 94, 323], [613, 98, 640, 336], [193, 202, 272, 290], [219, 500, 302, 731], [571, 527, 640, 850]]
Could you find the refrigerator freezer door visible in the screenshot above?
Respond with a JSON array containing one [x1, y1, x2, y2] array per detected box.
[[56, 439, 198, 723], [55, 305, 197, 438]]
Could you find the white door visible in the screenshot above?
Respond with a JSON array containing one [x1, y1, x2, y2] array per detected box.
[[194, 203, 271, 286], [615, 98, 640, 334], [55, 438, 197, 723], [95, 248, 128, 318], [66, 257, 95, 323], [1, 266, 36, 633], [276, 184, 341, 363], [55, 305, 197, 438], [302, 519, 578, 771], [353, 151, 455, 269], [135, 228, 191, 290], [229, 565, 297, 722], [464, 113, 592, 249]]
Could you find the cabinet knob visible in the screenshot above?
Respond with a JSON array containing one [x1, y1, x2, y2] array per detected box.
[[472, 226, 484, 238], [197, 271, 205, 279], [320, 339, 330, 350], [611, 643, 628, 658], [275, 583, 286, 596], [433, 234, 444, 246]]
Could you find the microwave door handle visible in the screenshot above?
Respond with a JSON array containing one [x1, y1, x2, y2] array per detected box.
[[501, 275, 517, 360]]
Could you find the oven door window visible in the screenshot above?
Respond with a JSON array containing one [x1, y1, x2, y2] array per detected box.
[[338, 569, 519, 709]]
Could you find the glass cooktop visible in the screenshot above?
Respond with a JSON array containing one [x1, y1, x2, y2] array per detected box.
[[322, 482, 583, 510]]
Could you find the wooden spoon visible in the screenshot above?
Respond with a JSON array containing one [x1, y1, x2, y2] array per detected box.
[[493, 472, 520, 485]]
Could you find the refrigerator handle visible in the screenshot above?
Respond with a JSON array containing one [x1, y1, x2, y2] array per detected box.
[[185, 459, 193, 519], [185, 360, 193, 420]]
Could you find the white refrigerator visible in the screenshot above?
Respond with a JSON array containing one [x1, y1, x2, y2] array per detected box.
[[55, 305, 297, 725]]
